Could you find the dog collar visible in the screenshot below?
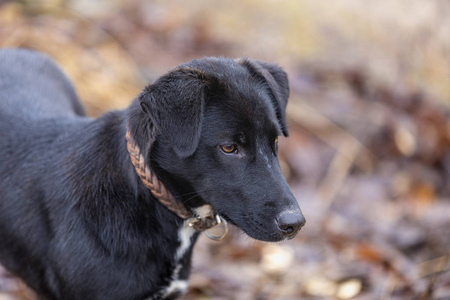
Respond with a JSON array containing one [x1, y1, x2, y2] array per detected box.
[[125, 129, 227, 238]]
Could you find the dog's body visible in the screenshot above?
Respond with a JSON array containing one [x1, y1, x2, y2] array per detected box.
[[0, 49, 305, 300]]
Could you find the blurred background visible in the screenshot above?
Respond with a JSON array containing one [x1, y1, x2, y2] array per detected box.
[[0, 0, 449, 299]]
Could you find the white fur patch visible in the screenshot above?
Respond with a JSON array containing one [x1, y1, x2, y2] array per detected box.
[[160, 205, 214, 298], [175, 223, 196, 260], [162, 279, 188, 298], [175, 204, 212, 260], [174, 205, 212, 261], [193, 204, 213, 218]]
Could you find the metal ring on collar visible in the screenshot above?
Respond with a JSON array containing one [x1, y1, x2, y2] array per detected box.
[[204, 214, 228, 241]]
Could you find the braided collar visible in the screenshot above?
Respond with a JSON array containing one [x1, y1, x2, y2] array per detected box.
[[125, 129, 222, 232]]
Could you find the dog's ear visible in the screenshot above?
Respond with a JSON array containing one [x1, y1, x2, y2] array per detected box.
[[139, 67, 210, 158], [238, 59, 290, 136]]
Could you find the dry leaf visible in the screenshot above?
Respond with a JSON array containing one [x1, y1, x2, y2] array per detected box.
[[303, 277, 337, 297], [337, 279, 362, 299], [260, 244, 294, 275]]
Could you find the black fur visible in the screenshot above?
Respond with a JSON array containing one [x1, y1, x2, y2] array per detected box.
[[0, 49, 305, 300]]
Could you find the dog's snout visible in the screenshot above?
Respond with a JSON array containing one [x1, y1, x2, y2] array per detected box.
[[276, 210, 306, 239]]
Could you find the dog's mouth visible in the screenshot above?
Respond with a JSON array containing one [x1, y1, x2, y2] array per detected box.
[[215, 209, 305, 242]]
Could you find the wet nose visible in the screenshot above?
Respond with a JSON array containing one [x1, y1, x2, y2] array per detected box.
[[276, 210, 306, 239]]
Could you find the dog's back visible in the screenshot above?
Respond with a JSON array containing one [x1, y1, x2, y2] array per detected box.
[[0, 48, 84, 120], [0, 49, 87, 297]]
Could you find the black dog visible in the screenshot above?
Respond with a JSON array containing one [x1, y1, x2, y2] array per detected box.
[[0, 48, 305, 300]]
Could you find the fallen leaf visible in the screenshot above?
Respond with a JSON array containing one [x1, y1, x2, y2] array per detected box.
[[337, 279, 362, 299]]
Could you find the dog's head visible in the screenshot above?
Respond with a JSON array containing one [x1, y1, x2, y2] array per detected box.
[[135, 57, 305, 242]]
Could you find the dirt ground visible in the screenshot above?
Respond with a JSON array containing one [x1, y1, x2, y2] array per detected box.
[[0, 1, 449, 299]]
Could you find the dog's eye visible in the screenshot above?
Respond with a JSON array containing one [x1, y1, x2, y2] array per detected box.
[[220, 144, 238, 154]]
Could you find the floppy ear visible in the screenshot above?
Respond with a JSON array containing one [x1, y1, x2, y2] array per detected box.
[[139, 67, 210, 158], [238, 59, 290, 136]]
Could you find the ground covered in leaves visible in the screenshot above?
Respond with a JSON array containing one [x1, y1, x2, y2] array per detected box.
[[0, 1, 449, 299]]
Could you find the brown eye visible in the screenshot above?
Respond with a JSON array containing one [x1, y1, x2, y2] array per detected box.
[[220, 144, 237, 154]]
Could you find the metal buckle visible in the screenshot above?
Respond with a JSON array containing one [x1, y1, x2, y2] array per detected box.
[[204, 214, 228, 241], [186, 217, 201, 228], [185, 214, 228, 241]]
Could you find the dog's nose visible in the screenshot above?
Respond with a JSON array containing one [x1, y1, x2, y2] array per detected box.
[[276, 210, 306, 239]]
